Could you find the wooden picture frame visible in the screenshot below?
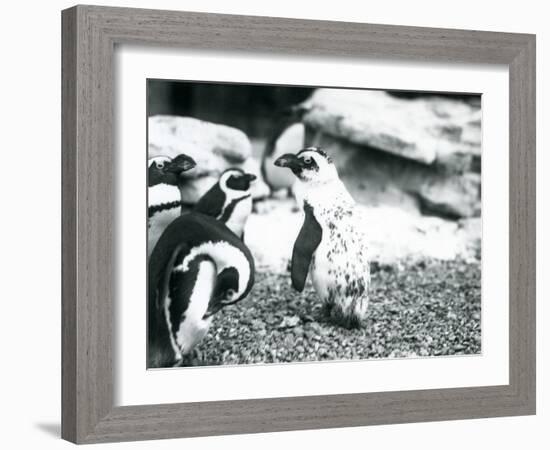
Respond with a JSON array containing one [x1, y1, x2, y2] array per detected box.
[[61, 5, 536, 444]]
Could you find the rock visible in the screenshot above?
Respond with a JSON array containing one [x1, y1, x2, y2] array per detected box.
[[456, 217, 482, 260], [278, 315, 301, 329], [296, 89, 482, 218], [363, 205, 479, 264], [416, 173, 481, 218], [301, 89, 481, 169], [149, 115, 251, 171], [240, 157, 271, 200], [262, 122, 304, 192], [246, 197, 481, 270], [306, 133, 480, 219], [149, 115, 269, 202], [250, 319, 266, 330], [245, 199, 302, 272]]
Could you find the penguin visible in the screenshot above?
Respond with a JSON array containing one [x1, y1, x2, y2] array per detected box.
[[148, 154, 196, 256], [148, 212, 255, 368], [194, 168, 256, 240], [274, 147, 370, 328]]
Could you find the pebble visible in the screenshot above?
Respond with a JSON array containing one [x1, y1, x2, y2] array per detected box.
[[185, 258, 481, 366]]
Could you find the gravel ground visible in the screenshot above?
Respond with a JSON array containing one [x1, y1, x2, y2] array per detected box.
[[186, 258, 481, 366]]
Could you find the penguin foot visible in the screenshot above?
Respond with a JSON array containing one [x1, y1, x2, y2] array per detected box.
[[285, 259, 292, 273], [286, 187, 294, 198], [193, 348, 204, 363], [177, 351, 202, 367], [326, 303, 366, 330]]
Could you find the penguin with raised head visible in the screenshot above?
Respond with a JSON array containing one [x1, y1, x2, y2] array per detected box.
[[274, 147, 370, 328], [148, 212, 255, 368], [148, 154, 196, 255], [194, 168, 256, 240]]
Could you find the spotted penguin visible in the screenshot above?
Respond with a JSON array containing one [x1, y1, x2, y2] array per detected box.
[[275, 147, 370, 328]]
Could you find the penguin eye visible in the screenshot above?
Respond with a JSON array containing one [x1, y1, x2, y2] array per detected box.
[[303, 156, 312, 165], [156, 162, 164, 170]]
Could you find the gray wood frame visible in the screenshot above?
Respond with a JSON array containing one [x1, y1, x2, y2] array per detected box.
[[62, 5, 536, 444]]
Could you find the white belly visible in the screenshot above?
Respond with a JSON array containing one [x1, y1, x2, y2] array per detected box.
[[224, 196, 252, 238], [171, 259, 217, 357], [310, 239, 333, 301], [176, 316, 213, 357], [148, 207, 180, 257], [309, 216, 371, 321], [149, 183, 180, 206]]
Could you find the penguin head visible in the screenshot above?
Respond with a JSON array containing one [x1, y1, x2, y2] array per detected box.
[[219, 168, 257, 194], [195, 168, 256, 238], [148, 154, 196, 187], [274, 147, 337, 184], [203, 267, 241, 319]]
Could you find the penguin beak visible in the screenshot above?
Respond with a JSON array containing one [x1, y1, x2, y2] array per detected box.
[[243, 173, 257, 182], [166, 154, 196, 174], [274, 153, 303, 171]]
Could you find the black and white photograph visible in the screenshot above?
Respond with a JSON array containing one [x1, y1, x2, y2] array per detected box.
[[2, 0, 542, 446], [147, 80, 482, 369]]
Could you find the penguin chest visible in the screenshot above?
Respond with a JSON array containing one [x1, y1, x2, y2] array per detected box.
[[310, 238, 342, 301], [170, 260, 217, 357], [309, 214, 370, 302], [148, 183, 182, 255], [222, 197, 252, 238], [148, 207, 180, 256], [176, 315, 213, 357]]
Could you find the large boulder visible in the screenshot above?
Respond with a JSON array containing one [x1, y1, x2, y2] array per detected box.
[[302, 89, 481, 170], [262, 122, 305, 192], [299, 89, 481, 218], [416, 172, 481, 218], [149, 116, 269, 202]]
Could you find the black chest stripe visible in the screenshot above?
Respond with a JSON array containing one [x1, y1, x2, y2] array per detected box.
[[219, 194, 251, 223], [148, 201, 182, 218], [291, 202, 322, 292]]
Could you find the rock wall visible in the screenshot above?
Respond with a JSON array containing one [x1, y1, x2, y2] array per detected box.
[[148, 93, 482, 267], [149, 115, 269, 202], [301, 89, 482, 219]]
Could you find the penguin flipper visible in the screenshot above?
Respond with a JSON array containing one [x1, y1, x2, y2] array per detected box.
[[291, 202, 322, 292]]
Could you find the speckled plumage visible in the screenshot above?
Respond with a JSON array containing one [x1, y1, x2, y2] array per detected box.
[[305, 185, 370, 328], [276, 147, 370, 328]]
